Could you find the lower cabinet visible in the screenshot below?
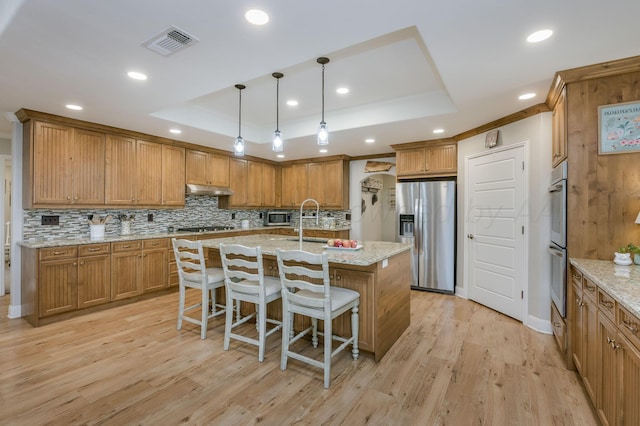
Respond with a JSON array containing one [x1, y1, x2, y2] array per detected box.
[[39, 256, 78, 317], [77, 253, 111, 309], [141, 239, 168, 293], [570, 263, 640, 426], [111, 241, 143, 300]]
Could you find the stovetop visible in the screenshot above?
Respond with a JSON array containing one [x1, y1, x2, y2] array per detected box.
[[176, 226, 235, 233]]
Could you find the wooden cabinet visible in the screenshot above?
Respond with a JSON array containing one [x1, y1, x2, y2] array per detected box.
[[77, 244, 111, 309], [221, 159, 278, 208], [551, 301, 566, 352], [227, 158, 248, 207], [597, 312, 618, 425], [552, 87, 567, 167], [282, 160, 348, 209], [161, 145, 185, 206], [185, 149, 229, 187], [332, 268, 374, 352], [111, 239, 168, 299], [571, 271, 598, 403], [281, 164, 309, 207], [394, 141, 457, 178], [105, 134, 138, 205], [137, 140, 164, 205], [39, 253, 78, 317], [25, 121, 106, 207]]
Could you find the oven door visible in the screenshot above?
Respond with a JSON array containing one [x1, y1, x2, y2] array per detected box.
[[549, 243, 567, 317], [548, 179, 566, 248]]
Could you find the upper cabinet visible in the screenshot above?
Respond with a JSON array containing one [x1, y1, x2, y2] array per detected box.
[[23, 120, 106, 208], [394, 141, 457, 179], [219, 159, 278, 209], [552, 86, 567, 167], [19, 110, 186, 209], [185, 149, 229, 187], [281, 159, 349, 209]]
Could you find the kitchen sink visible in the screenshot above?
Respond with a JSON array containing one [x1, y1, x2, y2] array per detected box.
[[286, 237, 327, 243]]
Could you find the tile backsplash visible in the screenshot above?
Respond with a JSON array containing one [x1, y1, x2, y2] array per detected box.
[[22, 195, 351, 242]]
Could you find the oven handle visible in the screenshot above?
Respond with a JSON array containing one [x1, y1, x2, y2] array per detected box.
[[549, 245, 564, 257], [547, 183, 564, 193]]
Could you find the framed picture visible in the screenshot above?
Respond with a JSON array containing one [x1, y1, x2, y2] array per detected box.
[[485, 129, 499, 148], [598, 100, 640, 155]]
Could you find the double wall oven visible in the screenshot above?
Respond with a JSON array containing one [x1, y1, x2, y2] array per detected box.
[[548, 161, 567, 317]]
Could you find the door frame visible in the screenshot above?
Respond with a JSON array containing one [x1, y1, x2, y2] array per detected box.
[[0, 154, 8, 296], [462, 141, 529, 323]]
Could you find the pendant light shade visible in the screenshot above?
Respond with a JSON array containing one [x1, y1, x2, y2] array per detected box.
[[272, 72, 284, 153], [234, 84, 246, 156], [317, 57, 330, 146]]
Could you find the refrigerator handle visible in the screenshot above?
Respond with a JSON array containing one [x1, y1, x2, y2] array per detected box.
[[414, 196, 420, 251]]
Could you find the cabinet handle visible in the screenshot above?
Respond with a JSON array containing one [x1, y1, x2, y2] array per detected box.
[[622, 320, 639, 334], [74, 197, 78, 200], [584, 284, 595, 293], [576, 298, 584, 307], [601, 300, 613, 309], [66, 196, 71, 200], [73, 262, 77, 266], [122, 245, 131, 248], [336, 275, 342, 281], [80, 261, 84, 265], [53, 251, 66, 255], [553, 322, 561, 328], [572, 273, 581, 280], [89, 248, 100, 252]]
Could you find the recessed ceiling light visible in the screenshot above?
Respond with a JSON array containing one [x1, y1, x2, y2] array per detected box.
[[169, 129, 182, 134], [319, 149, 328, 153], [277, 154, 285, 158], [245, 9, 269, 25], [336, 87, 349, 95], [286, 100, 298, 107], [518, 93, 536, 100], [527, 29, 553, 43], [433, 128, 444, 134], [65, 104, 83, 111], [365, 138, 375, 143], [127, 71, 148, 80]]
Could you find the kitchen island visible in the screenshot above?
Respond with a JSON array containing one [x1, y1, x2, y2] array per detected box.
[[201, 234, 412, 362]]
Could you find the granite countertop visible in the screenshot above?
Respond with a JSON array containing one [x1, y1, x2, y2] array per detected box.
[[201, 234, 411, 267], [570, 258, 640, 319], [18, 225, 351, 249]]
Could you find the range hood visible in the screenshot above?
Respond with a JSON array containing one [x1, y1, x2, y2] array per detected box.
[[185, 184, 234, 196]]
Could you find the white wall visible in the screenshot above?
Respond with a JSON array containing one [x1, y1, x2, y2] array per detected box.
[[349, 158, 396, 242], [456, 113, 553, 330]]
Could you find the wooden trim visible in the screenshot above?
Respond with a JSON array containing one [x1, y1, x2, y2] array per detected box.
[[391, 138, 456, 151], [546, 73, 566, 110], [453, 103, 550, 141], [556, 55, 640, 84], [279, 154, 352, 166], [349, 152, 396, 161]]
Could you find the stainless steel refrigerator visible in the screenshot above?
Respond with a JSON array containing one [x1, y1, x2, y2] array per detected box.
[[396, 180, 456, 293]]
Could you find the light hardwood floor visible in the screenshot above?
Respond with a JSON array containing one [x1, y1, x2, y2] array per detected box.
[[0, 290, 597, 425]]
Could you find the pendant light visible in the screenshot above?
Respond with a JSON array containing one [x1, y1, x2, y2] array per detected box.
[[317, 57, 330, 145], [272, 72, 284, 152], [233, 84, 246, 156]]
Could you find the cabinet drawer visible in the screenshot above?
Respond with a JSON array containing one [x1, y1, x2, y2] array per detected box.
[[551, 301, 566, 352], [570, 267, 582, 288], [598, 288, 616, 321], [583, 278, 597, 303], [618, 305, 640, 350], [78, 243, 111, 257], [39, 246, 78, 261], [112, 241, 142, 253], [143, 238, 168, 250]]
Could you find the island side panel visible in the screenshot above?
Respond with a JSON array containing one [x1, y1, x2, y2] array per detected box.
[[374, 249, 411, 362], [20, 246, 38, 326]]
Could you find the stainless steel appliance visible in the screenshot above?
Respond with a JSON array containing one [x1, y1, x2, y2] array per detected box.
[[548, 161, 567, 317], [396, 180, 456, 293], [264, 211, 292, 226]]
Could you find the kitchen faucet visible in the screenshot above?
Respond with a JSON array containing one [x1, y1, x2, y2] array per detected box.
[[299, 198, 319, 249]]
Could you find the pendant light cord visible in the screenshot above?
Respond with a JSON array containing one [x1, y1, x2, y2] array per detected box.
[[321, 63, 325, 123], [276, 77, 280, 131], [238, 87, 242, 137]]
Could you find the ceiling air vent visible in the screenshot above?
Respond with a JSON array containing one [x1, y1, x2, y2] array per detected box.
[[142, 25, 199, 57]]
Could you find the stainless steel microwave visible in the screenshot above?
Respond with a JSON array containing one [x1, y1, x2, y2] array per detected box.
[[264, 211, 291, 226]]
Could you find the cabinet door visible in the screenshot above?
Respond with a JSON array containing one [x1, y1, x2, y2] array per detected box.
[[281, 166, 296, 207], [583, 296, 598, 404], [185, 149, 211, 185], [78, 254, 110, 308], [162, 145, 185, 206], [246, 161, 263, 207], [322, 161, 344, 207], [597, 313, 618, 426], [105, 134, 137, 205], [307, 163, 325, 205], [39, 258, 78, 317], [262, 163, 277, 207], [228, 158, 247, 207], [552, 87, 567, 167], [396, 147, 426, 176], [137, 140, 163, 205], [426, 143, 457, 175], [32, 121, 73, 205], [111, 251, 141, 300], [142, 249, 167, 293], [618, 333, 640, 426], [332, 268, 374, 352], [210, 153, 230, 187], [292, 164, 308, 205], [72, 128, 106, 204]]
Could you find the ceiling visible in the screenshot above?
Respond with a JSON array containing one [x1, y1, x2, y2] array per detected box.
[[1, 0, 639, 161]]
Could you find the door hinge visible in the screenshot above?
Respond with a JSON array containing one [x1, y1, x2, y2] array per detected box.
[[522, 161, 525, 171], [521, 226, 524, 235], [521, 290, 524, 299]]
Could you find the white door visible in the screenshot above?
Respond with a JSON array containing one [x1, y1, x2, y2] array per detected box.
[[466, 145, 526, 321]]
